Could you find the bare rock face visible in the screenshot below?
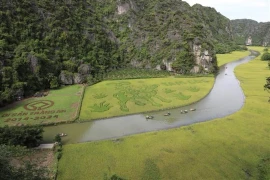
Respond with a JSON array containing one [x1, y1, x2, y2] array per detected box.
[[117, 3, 130, 15], [191, 44, 214, 73], [117, 0, 138, 15], [28, 54, 38, 73], [59, 71, 73, 85], [162, 59, 173, 71], [246, 36, 252, 45], [78, 64, 91, 75], [73, 73, 84, 84]]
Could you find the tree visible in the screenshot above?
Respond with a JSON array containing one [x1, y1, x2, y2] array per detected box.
[[0, 145, 49, 180], [49, 76, 60, 89], [261, 52, 270, 61], [0, 126, 43, 148], [265, 77, 270, 102]]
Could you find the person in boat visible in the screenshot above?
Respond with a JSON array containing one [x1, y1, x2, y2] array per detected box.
[[146, 115, 153, 119], [59, 133, 67, 137], [164, 112, 171, 116]]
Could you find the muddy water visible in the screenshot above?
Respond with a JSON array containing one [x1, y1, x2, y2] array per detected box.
[[43, 51, 258, 144]]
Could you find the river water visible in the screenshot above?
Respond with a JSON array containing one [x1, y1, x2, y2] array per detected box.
[[43, 51, 258, 144]]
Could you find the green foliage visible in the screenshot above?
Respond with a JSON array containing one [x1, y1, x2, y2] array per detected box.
[[257, 157, 270, 180], [105, 68, 170, 80], [0, 126, 43, 148], [0, 0, 122, 104], [261, 52, 270, 61], [215, 43, 247, 54], [172, 50, 195, 73], [54, 134, 62, 143], [0, 145, 49, 180]]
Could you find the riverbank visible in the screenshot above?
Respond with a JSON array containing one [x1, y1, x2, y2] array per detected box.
[[217, 50, 250, 67], [56, 49, 270, 179]]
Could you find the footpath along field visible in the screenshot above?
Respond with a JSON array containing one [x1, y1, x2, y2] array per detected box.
[[0, 85, 84, 126], [56, 49, 270, 180]]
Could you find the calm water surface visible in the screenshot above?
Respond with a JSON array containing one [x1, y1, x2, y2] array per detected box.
[[43, 51, 258, 144]]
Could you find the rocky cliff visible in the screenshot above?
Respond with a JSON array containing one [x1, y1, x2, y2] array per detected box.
[[99, 0, 234, 73], [0, 0, 240, 105], [231, 19, 270, 46]]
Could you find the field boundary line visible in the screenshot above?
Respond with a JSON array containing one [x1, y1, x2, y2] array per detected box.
[[74, 85, 86, 122]]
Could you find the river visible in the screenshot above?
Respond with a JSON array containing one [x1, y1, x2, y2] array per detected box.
[[43, 51, 258, 144]]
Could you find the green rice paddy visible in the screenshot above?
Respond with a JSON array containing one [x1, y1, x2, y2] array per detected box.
[[0, 85, 84, 126], [57, 47, 270, 180], [79, 77, 214, 121], [217, 50, 250, 67]]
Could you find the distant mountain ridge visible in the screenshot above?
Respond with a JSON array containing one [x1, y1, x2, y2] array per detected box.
[[231, 19, 270, 46]]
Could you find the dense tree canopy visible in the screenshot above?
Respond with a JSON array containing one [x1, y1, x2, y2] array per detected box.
[[0, 0, 252, 106], [0, 126, 43, 147]]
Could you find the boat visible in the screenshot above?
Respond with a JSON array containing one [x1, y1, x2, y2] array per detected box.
[[146, 115, 154, 119], [59, 133, 67, 137], [164, 112, 171, 116]]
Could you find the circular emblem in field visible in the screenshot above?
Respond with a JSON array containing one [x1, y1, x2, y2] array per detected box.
[[24, 100, 54, 111]]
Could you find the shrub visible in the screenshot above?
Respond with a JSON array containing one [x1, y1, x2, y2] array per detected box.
[[261, 52, 270, 61], [0, 126, 43, 148]]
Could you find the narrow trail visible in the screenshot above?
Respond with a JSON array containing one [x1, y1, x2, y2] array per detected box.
[[43, 51, 259, 144]]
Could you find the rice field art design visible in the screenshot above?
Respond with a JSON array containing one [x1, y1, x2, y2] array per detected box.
[[92, 93, 107, 99], [173, 92, 191, 100], [80, 77, 215, 121], [113, 84, 171, 112], [89, 101, 112, 112], [187, 87, 200, 92]]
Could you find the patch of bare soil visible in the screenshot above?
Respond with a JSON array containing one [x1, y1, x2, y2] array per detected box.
[[10, 149, 55, 179], [71, 102, 79, 108]]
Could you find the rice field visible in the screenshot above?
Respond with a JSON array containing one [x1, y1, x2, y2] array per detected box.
[[0, 85, 84, 126], [79, 77, 214, 121], [56, 49, 270, 179]]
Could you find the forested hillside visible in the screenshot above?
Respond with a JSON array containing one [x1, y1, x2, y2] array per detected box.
[[231, 19, 270, 46], [0, 0, 243, 105]]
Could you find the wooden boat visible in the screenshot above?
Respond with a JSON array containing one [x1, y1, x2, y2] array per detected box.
[[164, 112, 171, 116], [146, 115, 154, 119]]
